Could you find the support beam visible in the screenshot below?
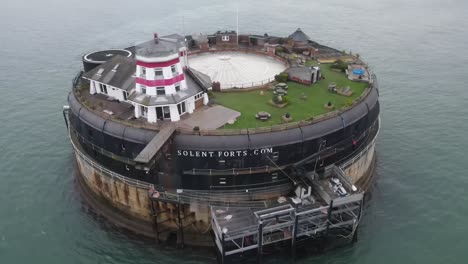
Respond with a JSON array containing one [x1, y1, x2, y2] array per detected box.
[[150, 200, 160, 244], [257, 222, 263, 264], [291, 212, 299, 261], [221, 233, 225, 264], [177, 204, 185, 248]]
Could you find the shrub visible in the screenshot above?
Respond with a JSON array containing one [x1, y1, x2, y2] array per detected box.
[[193, 126, 200, 132], [285, 112, 291, 118], [275, 46, 284, 54], [330, 59, 348, 72], [274, 72, 289, 82]]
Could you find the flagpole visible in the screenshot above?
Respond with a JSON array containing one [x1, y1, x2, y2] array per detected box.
[[236, 4, 239, 46]]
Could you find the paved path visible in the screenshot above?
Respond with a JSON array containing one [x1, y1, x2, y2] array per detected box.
[[180, 105, 241, 129]]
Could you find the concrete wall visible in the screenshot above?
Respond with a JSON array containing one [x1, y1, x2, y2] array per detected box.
[[72, 133, 377, 239], [341, 139, 377, 184], [73, 140, 212, 234]]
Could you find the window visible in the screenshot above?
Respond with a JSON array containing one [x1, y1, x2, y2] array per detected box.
[[123, 91, 128, 101], [272, 152, 279, 161], [99, 83, 107, 94], [163, 106, 170, 119], [140, 67, 146, 77], [140, 105, 148, 118], [177, 101, 186, 115], [218, 177, 226, 185], [175, 83, 181, 92], [222, 35, 229, 41], [96, 68, 104, 76], [156, 86, 166, 96], [141, 85, 147, 94], [154, 68, 163, 79], [171, 65, 178, 76], [195, 93, 203, 100], [271, 173, 279, 182], [218, 159, 226, 168]]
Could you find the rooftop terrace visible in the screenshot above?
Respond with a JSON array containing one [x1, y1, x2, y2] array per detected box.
[[213, 61, 369, 129], [73, 59, 372, 134]]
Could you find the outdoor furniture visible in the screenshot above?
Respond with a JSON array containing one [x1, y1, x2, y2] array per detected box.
[[256, 111, 271, 121], [328, 83, 337, 93], [337, 86, 353, 97]]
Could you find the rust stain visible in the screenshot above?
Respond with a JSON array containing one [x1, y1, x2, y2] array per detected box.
[[93, 172, 102, 189], [136, 188, 141, 206], [103, 182, 110, 196], [123, 184, 130, 205], [113, 181, 120, 199]]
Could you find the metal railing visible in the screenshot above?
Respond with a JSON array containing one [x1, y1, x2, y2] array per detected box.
[[183, 165, 288, 176], [69, 126, 136, 165], [67, 122, 154, 190]]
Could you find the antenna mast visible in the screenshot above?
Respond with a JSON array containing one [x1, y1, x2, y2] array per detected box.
[[236, 5, 239, 45]]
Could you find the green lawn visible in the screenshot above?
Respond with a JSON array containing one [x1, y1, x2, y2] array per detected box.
[[213, 62, 368, 129]]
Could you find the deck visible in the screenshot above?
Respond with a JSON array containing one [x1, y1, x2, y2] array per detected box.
[[210, 165, 364, 263]]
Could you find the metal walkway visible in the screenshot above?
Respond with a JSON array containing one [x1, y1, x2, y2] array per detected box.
[[134, 123, 176, 164], [210, 166, 364, 263]]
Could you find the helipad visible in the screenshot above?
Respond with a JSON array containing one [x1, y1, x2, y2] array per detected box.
[[188, 52, 287, 89]]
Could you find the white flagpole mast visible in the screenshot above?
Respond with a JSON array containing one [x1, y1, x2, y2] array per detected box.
[[236, 4, 239, 46]]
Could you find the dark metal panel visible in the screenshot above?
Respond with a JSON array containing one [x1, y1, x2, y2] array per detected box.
[[174, 134, 250, 150], [123, 126, 157, 144], [78, 108, 106, 131], [301, 115, 344, 141], [68, 93, 82, 116], [363, 87, 378, 111], [248, 128, 303, 148], [102, 120, 125, 139], [339, 102, 368, 127]]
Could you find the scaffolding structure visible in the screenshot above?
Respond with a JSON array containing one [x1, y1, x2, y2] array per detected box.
[[211, 165, 364, 263]]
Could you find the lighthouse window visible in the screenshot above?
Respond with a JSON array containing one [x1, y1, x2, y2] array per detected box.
[[156, 87, 166, 95], [141, 85, 147, 94], [154, 68, 163, 79], [171, 65, 178, 75], [175, 83, 181, 92], [140, 67, 146, 77]]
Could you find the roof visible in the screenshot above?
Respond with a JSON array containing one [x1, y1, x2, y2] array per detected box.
[[82, 55, 136, 92], [127, 70, 205, 106], [285, 66, 318, 81], [289, 28, 310, 42], [83, 49, 132, 63], [185, 67, 212, 90], [135, 34, 185, 57]]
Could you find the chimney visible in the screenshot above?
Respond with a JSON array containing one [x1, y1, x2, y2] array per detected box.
[[154, 33, 159, 44]]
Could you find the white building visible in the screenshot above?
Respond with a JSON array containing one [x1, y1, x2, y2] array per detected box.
[[82, 33, 211, 123]]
